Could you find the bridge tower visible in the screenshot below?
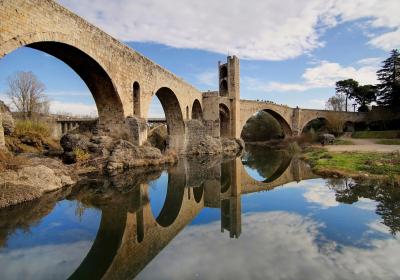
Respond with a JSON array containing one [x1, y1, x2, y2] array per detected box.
[[219, 56, 241, 138]]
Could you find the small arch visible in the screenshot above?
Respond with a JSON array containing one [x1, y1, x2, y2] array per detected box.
[[220, 80, 228, 96], [301, 117, 329, 134], [219, 104, 231, 137], [344, 121, 355, 132], [186, 106, 190, 120], [191, 99, 203, 120], [220, 65, 228, 78], [133, 81, 140, 116]]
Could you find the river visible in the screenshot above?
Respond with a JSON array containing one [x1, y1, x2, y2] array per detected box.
[[0, 145, 399, 280]]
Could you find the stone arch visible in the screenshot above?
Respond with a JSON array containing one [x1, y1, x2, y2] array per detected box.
[[0, 34, 124, 127], [241, 109, 292, 139], [220, 65, 228, 78], [219, 103, 231, 137], [133, 81, 141, 116], [154, 87, 185, 150], [193, 185, 204, 203], [191, 99, 203, 120], [301, 117, 330, 134], [186, 105, 190, 120]]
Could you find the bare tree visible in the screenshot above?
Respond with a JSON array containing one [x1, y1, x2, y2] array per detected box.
[[5, 71, 49, 119], [325, 93, 350, 111]]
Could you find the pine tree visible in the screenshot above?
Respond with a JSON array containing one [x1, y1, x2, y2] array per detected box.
[[376, 49, 400, 111]]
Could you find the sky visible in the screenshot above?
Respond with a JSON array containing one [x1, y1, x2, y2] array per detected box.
[[0, 0, 399, 117]]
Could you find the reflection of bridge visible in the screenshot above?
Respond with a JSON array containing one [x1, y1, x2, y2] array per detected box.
[[65, 156, 316, 279], [0, 0, 369, 152]]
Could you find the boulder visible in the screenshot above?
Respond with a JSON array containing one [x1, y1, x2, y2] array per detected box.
[[107, 140, 176, 172], [60, 133, 90, 152], [318, 133, 335, 145], [222, 138, 245, 155], [186, 135, 222, 155]]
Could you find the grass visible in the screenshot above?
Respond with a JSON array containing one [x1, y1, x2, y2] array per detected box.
[[352, 130, 400, 139], [333, 139, 354, 145], [375, 139, 400, 145], [14, 120, 51, 137], [302, 147, 400, 181]]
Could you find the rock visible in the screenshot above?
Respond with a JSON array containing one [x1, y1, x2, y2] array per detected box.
[[60, 133, 90, 152], [0, 100, 14, 135], [0, 164, 75, 208], [318, 133, 335, 145], [2, 112, 14, 135], [186, 135, 222, 155], [20, 134, 42, 147], [62, 151, 77, 164], [107, 139, 176, 172], [221, 138, 244, 155]]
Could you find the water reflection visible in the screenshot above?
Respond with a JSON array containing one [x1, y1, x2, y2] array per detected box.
[[0, 147, 400, 279]]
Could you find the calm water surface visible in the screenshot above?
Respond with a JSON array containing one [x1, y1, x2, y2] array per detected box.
[[0, 146, 399, 280]]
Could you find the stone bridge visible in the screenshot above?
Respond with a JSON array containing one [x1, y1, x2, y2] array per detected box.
[[0, 0, 369, 151]]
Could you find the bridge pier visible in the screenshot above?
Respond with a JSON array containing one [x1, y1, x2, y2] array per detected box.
[[0, 113, 5, 148]]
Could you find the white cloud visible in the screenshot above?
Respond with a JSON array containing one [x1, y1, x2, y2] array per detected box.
[[195, 70, 217, 88], [0, 241, 93, 280], [243, 59, 379, 93], [59, 0, 400, 61], [303, 183, 340, 208], [49, 100, 98, 117], [138, 211, 400, 280]]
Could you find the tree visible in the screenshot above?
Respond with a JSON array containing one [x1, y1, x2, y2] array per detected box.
[[352, 84, 377, 112], [376, 49, 400, 111], [326, 93, 348, 111], [5, 71, 49, 119], [335, 79, 359, 112]]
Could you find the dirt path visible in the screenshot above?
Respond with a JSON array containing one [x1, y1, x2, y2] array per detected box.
[[323, 138, 400, 153]]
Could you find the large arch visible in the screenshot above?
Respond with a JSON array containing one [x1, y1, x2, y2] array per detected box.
[[1, 36, 124, 127], [301, 117, 330, 134], [220, 103, 231, 137], [240, 109, 292, 139], [192, 99, 203, 120], [154, 87, 186, 150]]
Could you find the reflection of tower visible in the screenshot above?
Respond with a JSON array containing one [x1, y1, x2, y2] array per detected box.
[[220, 158, 242, 238], [218, 56, 241, 138]]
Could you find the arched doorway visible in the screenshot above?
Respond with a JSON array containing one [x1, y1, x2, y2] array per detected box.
[[191, 99, 203, 120], [133, 81, 140, 116]]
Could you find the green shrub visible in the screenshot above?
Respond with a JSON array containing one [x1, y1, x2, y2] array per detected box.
[[14, 120, 51, 137]]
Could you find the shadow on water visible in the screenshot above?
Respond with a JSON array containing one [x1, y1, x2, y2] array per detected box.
[[1, 147, 400, 279]]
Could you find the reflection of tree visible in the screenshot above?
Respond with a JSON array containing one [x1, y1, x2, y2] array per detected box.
[[242, 145, 291, 180], [327, 178, 400, 235]]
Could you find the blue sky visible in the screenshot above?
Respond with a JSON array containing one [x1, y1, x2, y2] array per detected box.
[[0, 0, 399, 117]]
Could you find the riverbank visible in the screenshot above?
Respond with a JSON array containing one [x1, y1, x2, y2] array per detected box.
[[302, 147, 400, 184]]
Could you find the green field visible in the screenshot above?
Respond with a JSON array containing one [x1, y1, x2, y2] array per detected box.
[[352, 130, 400, 139], [376, 139, 400, 145]]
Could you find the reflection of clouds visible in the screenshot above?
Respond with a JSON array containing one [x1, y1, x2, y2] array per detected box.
[[355, 198, 378, 211], [302, 182, 339, 208], [367, 220, 391, 235], [0, 241, 92, 280], [138, 211, 400, 280]]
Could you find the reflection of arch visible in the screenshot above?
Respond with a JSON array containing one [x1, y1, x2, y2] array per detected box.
[[193, 185, 204, 203], [219, 104, 231, 137], [191, 99, 203, 120], [221, 161, 232, 193], [154, 87, 185, 150], [69, 207, 127, 280], [3, 38, 124, 125], [155, 172, 186, 227], [133, 81, 140, 116], [263, 155, 292, 183]]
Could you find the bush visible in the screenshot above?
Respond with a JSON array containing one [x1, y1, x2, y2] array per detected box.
[[14, 120, 51, 137], [73, 148, 90, 162]]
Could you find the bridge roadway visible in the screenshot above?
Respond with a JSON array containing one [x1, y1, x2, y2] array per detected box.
[[0, 0, 369, 152]]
